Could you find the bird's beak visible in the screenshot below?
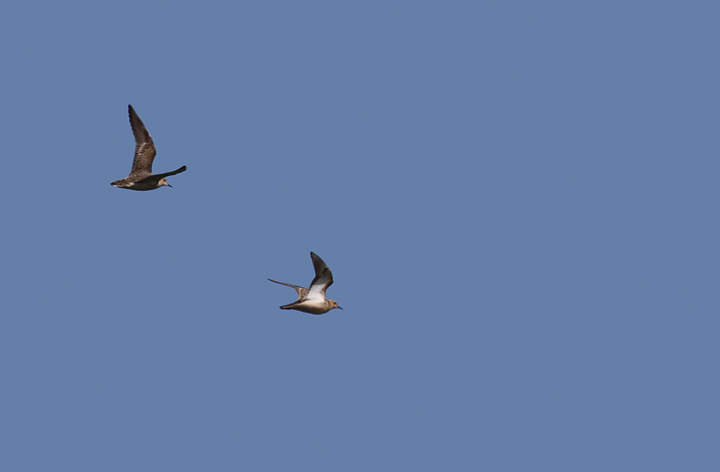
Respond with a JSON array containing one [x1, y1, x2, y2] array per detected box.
[[338, 306, 343, 310], [167, 183, 173, 188]]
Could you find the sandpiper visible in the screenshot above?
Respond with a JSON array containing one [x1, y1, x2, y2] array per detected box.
[[111, 105, 187, 190], [269, 252, 343, 314]]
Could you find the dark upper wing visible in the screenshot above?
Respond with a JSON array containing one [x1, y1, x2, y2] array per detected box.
[[155, 166, 187, 179], [307, 252, 334, 300], [128, 105, 156, 177]]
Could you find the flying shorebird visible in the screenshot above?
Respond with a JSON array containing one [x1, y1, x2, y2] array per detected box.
[[269, 252, 343, 314], [111, 105, 187, 190]]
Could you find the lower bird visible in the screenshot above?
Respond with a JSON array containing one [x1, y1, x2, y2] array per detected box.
[[111, 105, 187, 190], [269, 252, 343, 314]]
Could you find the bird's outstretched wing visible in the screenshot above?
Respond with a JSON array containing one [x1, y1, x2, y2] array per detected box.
[[306, 252, 333, 301], [155, 166, 187, 179], [128, 105, 156, 178], [268, 279, 309, 301]]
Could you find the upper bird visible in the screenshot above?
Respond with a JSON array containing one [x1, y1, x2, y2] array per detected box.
[[111, 105, 187, 190], [269, 252, 343, 314]]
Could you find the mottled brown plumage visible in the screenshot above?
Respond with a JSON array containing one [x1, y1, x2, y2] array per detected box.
[[111, 105, 187, 190]]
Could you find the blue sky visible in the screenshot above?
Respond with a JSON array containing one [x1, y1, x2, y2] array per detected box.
[[1, 1, 719, 470]]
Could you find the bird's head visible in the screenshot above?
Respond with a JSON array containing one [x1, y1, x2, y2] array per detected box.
[[159, 178, 172, 188], [328, 299, 343, 311]]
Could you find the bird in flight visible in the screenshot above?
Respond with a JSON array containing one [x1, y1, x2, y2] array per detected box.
[[269, 252, 343, 314], [111, 105, 187, 190]]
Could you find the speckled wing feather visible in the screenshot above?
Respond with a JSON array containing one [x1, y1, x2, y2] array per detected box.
[[128, 105, 156, 179]]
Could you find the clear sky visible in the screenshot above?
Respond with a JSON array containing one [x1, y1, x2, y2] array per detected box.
[[1, 1, 719, 470]]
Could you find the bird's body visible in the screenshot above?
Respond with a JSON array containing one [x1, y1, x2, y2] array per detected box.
[[111, 105, 187, 190], [269, 252, 342, 315], [110, 170, 186, 191]]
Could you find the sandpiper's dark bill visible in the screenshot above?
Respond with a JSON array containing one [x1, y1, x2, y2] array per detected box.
[[269, 252, 343, 315], [111, 105, 187, 191]]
